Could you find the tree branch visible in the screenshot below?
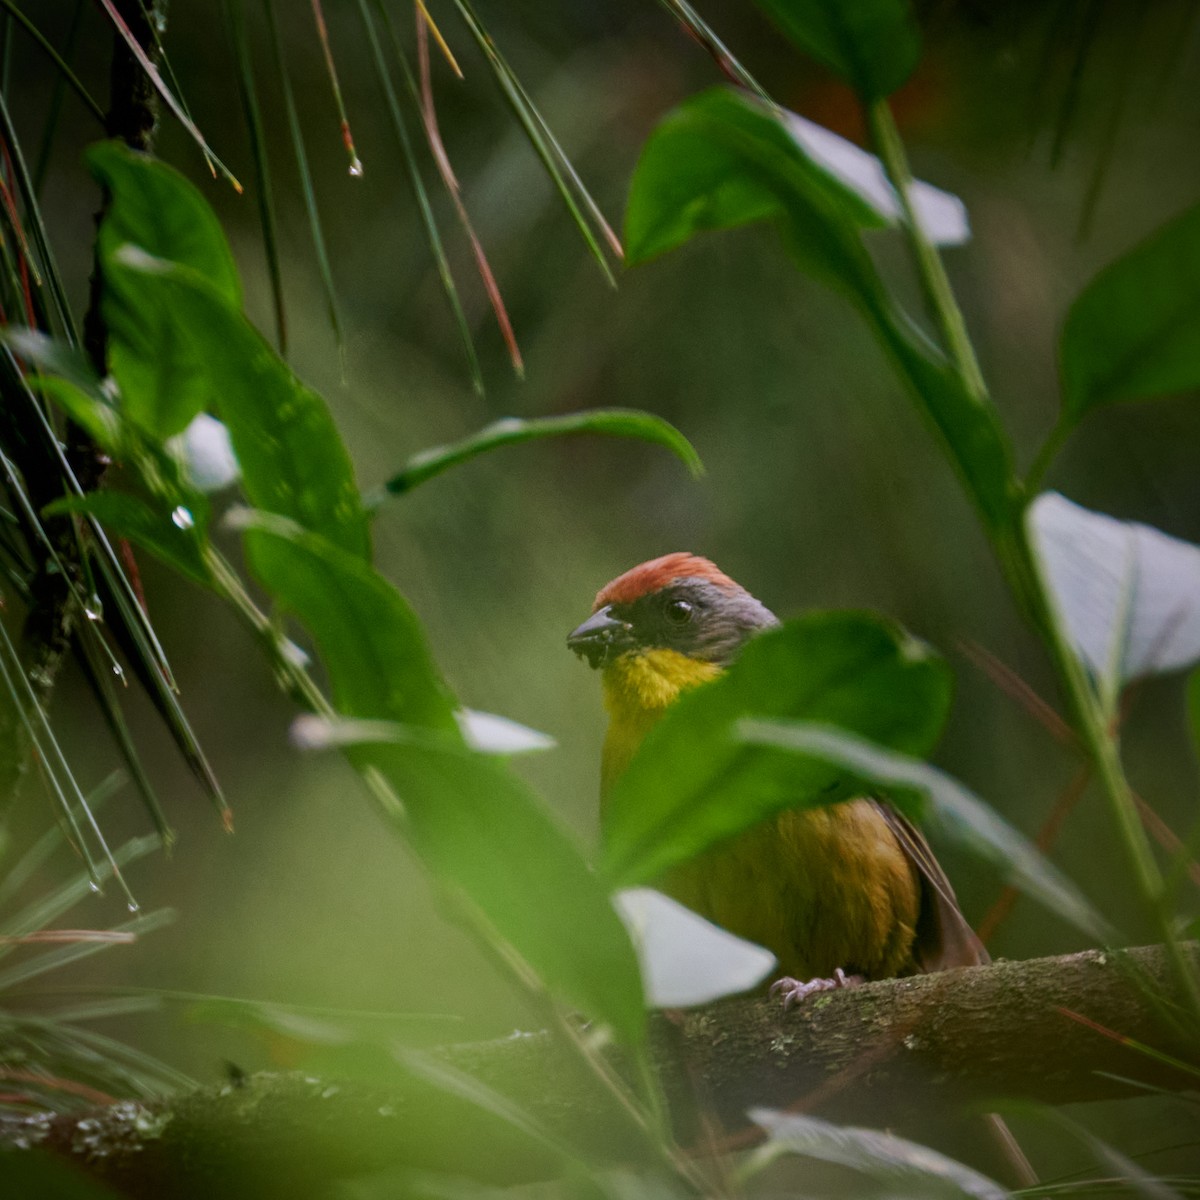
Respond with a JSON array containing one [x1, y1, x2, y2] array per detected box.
[[3, 945, 1196, 1197]]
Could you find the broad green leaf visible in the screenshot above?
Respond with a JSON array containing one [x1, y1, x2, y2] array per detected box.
[[1029, 493, 1200, 705], [750, 0, 921, 99], [1061, 202, 1200, 423], [744, 1109, 1006, 1200], [87, 140, 240, 303], [624, 89, 1016, 530], [738, 719, 1115, 943], [88, 141, 241, 440], [236, 511, 646, 1043], [625, 89, 885, 271], [378, 410, 702, 501], [614, 887, 776, 1007], [366, 741, 648, 1044], [111, 252, 370, 559], [601, 612, 952, 887], [232, 509, 455, 731], [43, 492, 211, 588]]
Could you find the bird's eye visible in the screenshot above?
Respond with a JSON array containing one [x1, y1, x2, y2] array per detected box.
[[664, 598, 693, 625]]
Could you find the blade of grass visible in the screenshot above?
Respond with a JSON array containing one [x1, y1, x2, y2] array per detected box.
[[0, 610, 94, 881], [72, 626, 174, 847], [0, 773, 124, 910], [659, 0, 770, 99], [223, 0, 287, 355], [0, 89, 79, 342], [261, 0, 344, 361], [0, 612, 143, 912], [94, 0, 243, 191], [32, 0, 87, 197], [310, 0, 363, 176], [389, 3, 522, 375], [0, 0, 103, 126], [415, 0, 462, 78], [4, 361, 229, 823], [358, 0, 483, 395], [0, 908, 173, 991], [127, 0, 217, 178], [447, 0, 620, 282], [0, 165, 39, 326]]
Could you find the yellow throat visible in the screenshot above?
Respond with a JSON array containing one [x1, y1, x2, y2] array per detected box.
[[599, 648, 721, 800]]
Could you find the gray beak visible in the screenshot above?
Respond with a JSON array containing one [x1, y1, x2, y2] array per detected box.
[[567, 605, 634, 670]]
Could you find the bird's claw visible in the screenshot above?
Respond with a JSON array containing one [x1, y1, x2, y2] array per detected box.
[[770, 967, 861, 1011]]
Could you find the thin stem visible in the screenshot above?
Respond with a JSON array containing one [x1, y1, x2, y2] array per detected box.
[[866, 99, 988, 404], [1010, 530, 1200, 1021], [867, 94, 1200, 1024], [1027, 417, 1070, 492]]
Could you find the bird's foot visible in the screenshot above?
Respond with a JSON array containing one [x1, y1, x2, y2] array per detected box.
[[770, 967, 864, 1011]]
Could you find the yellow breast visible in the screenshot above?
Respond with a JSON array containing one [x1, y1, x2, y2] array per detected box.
[[599, 648, 920, 981], [600, 649, 720, 798]]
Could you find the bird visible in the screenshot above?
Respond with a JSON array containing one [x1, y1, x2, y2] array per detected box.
[[566, 551, 988, 1004]]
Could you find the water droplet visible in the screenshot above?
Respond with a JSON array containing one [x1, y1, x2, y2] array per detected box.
[[171, 506, 195, 530], [88, 881, 102, 894], [348, 157, 364, 178], [84, 595, 104, 622], [127, 900, 141, 914], [112, 664, 125, 681]]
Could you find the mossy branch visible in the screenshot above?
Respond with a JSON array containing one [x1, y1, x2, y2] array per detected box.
[[4, 944, 1196, 1198]]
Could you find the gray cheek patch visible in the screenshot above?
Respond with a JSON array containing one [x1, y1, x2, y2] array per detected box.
[[668, 583, 779, 666]]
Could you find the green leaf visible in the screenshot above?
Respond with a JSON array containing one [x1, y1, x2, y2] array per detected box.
[[367, 741, 648, 1044], [43, 492, 211, 588], [601, 612, 952, 887], [236, 511, 646, 1042], [750, 0, 921, 99], [1, 326, 104, 396], [110, 252, 370, 559], [744, 1109, 1006, 1199], [1061, 202, 1200, 423], [1029, 492, 1200, 705], [88, 140, 242, 441], [625, 88, 885, 270], [87, 141, 241, 303], [738, 719, 1115, 943], [378, 410, 702, 500], [29, 375, 123, 455], [234, 509, 455, 731], [624, 89, 1017, 530]]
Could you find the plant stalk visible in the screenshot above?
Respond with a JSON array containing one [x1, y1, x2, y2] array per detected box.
[[866, 99, 988, 405], [866, 96, 1200, 1023]]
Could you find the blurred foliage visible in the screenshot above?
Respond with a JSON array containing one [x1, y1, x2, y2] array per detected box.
[[2, 0, 1200, 1196]]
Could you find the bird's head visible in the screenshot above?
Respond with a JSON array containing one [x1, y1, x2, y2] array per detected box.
[[567, 553, 777, 677]]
